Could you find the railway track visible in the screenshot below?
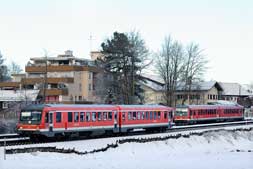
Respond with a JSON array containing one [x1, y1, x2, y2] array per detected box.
[[1, 120, 253, 147]]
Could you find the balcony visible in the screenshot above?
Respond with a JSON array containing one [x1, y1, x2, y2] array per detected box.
[[39, 88, 68, 96], [21, 77, 74, 84], [25, 65, 99, 73], [0, 82, 21, 88]]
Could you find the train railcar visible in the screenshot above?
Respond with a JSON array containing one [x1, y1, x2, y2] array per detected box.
[[118, 105, 174, 132], [174, 104, 244, 124], [16, 104, 174, 138]]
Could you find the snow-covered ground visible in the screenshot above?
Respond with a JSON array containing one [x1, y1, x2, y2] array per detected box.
[[1, 125, 253, 169]]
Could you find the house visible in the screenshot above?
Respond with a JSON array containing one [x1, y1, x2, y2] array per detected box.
[[219, 82, 252, 107], [141, 75, 223, 105]]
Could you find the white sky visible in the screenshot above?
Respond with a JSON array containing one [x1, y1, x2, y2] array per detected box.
[[0, 0, 253, 84]]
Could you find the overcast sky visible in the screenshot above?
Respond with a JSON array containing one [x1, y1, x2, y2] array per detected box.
[[0, 0, 252, 84]]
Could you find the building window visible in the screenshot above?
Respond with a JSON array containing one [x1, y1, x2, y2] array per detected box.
[[89, 84, 92, 91], [79, 83, 82, 91], [2, 102, 8, 109], [89, 72, 92, 79]]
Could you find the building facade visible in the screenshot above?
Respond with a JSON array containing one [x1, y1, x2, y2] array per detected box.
[[141, 76, 223, 105], [0, 50, 99, 107]]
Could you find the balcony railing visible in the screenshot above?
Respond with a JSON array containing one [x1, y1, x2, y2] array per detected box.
[[39, 88, 68, 96], [21, 77, 74, 84], [25, 65, 99, 73]]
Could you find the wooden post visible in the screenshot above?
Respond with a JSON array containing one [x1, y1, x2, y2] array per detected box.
[[4, 137, 6, 160]]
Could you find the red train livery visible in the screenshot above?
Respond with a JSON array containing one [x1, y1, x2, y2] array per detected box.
[[174, 104, 244, 124], [17, 104, 174, 137]]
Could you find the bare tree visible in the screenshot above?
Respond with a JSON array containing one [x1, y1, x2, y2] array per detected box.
[[8, 61, 23, 75], [181, 43, 207, 104], [156, 36, 185, 106], [0, 51, 10, 82]]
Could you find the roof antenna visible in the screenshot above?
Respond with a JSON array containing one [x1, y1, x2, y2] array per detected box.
[[88, 33, 95, 57]]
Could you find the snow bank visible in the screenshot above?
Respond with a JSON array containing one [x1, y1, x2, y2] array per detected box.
[[1, 126, 253, 169]]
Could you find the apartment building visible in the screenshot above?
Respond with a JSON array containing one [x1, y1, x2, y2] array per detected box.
[[0, 50, 99, 108]]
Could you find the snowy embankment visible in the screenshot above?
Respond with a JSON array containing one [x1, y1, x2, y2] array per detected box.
[[1, 125, 253, 169]]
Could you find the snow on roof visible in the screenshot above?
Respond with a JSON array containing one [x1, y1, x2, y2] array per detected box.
[[30, 57, 91, 62], [0, 90, 39, 101], [140, 78, 164, 91], [177, 81, 223, 91], [219, 82, 252, 96], [141, 75, 222, 92]]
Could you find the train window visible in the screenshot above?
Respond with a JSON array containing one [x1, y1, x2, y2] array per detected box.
[[128, 112, 132, 120], [145, 112, 149, 119], [92, 112, 96, 122], [133, 112, 137, 120], [150, 111, 153, 120], [158, 111, 161, 119], [86, 112, 91, 122], [45, 112, 49, 123], [190, 111, 192, 116], [98, 112, 102, 121], [56, 112, 61, 123], [114, 112, 117, 121], [80, 112, 85, 122], [154, 112, 157, 120], [122, 112, 126, 121], [142, 112, 145, 120], [137, 112, 141, 120], [108, 112, 112, 120], [164, 111, 167, 119], [103, 112, 107, 120], [74, 112, 79, 122], [68, 112, 73, 122]]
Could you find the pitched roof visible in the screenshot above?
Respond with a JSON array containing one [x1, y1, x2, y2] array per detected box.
[[219, 82, 252, 96], [141, 75, 222, 92], [176, 81, 223, 91]]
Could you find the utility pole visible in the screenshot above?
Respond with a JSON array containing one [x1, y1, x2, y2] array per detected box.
[[43, 52, 48, 103]]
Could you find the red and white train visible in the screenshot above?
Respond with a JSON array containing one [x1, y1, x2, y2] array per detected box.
[[17, 104, 174, 138], [174, 104, 244, 124]]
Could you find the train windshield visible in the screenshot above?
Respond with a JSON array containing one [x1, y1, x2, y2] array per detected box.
[[175, 108, 188, 116], [20, 111, 42, 122]]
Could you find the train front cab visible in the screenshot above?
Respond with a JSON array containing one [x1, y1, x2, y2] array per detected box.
[[174, 106, 190, 124], [17, 105, 47, 137]]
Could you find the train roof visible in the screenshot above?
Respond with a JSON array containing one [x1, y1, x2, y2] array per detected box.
[[21, 104, 48, 111], [118, 104, 173, 110], [176, 104, 243, 109], [21, 104, 173, 111]]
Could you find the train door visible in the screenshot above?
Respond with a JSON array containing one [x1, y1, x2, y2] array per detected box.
[[113, 111, 119, 133], [49, 111, 54, 132]]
